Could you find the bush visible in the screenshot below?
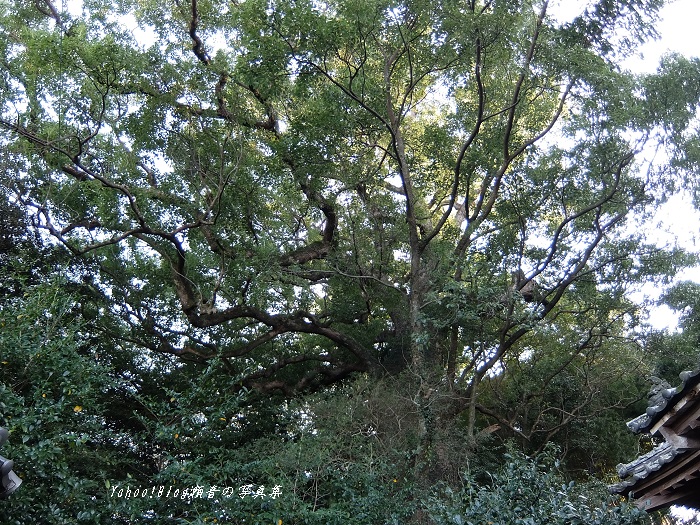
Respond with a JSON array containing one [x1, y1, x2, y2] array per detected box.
[[425, 445, 650, 525]]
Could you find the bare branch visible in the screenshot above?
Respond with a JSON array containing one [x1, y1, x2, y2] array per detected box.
[[34, 0, 67, 32], [424, 37, 486, 248], [188, 0, 211, 65]]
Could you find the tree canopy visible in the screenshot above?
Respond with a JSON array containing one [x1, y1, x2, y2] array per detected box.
[[2, 0, 700, 523]]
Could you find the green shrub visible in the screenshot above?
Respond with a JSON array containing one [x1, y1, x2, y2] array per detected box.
[[425, 445, 650, 525]]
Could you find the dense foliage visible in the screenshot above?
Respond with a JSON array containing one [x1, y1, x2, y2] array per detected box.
[[426, 445, 650, 525], [2, 0, 700, 523]]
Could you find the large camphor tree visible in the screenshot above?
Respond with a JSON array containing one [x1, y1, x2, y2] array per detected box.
[[2, 0, 700, 521]]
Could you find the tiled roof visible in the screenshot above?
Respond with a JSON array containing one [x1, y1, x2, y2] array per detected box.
[[610, 369, 700, 507], [627, 370, 700, 435], [609, 442, 683, 496]]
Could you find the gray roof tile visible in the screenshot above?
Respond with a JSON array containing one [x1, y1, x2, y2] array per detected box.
[[610, 369, 700, 497], [627, 370, 700, 435]]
